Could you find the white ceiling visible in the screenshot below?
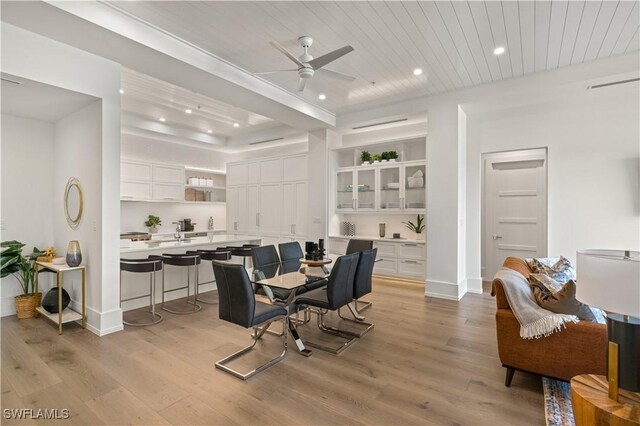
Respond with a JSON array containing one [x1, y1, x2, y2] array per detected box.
[[121, 68, 277, 139], [1, 74, 97, 122], [108, 1, 639, 114]]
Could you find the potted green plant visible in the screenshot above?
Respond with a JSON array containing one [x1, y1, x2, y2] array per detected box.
[[144, 215, 162, 233], [372, 154, 382, 164], [388, 151, 399, 162], [360, 150, 371, 165], [1, 241, 44, 319], [381, 151, 389, 163], [402, 215, 425, 240]]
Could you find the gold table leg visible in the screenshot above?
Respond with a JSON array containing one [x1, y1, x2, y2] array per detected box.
[[81, 268, 86, 329], [57, 271, 62, 335]]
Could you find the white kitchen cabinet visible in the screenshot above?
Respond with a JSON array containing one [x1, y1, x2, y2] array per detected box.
[[374, 258, 398, 275], [227, 186, 239, 232], [283, 155, 307, 182], [121, 180, 152, 200], [258, 184, 282, 235], [260, 159, 282, 183], [121, 160, 152, 181], [245, 185, 259, 233], [281, 182, 307, 237], [373, 241, 397, 258], [398, 259, 426, 278], [227, 163, 247, 186], [398, 242, 425, 259], [248, 161, 260, 184], [152, 183, 184, 201], [152, 164, 185, 184]]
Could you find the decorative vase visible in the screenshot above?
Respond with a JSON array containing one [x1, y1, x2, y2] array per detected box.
[[15, 293, 41, 319], [379, 223, 386, 238], [66, 240, 82, 267], [41, 288, 71, 314]]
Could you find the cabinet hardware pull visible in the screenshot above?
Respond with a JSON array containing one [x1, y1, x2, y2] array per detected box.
[[403, 260, 420, 264], [121, 195, 133, 199], [404, 244, 418, 247], [163, 197, 175, 200]]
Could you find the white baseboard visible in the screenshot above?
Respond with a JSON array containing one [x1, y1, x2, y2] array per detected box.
[[425, 279, 461, 300], [466, 277, 483, 294]]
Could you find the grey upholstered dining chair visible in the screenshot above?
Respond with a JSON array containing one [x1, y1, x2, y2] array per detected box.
[[212, 260, 288, 380]]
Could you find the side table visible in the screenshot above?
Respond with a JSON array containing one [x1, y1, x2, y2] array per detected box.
[[34, 261, 86, 335], [571, 374, 640, 426]]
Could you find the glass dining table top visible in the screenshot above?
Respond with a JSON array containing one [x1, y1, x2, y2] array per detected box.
[[251, 263, 328, 290]]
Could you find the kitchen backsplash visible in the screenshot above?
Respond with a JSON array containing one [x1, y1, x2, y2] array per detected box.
[[120, 202, 226, 234]]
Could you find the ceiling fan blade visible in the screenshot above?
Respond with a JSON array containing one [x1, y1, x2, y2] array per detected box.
[[315, 68, 356, 82], [308, 45, 354, 69], [270, 41, 305, 67], [297, 78, 307, 92], [254, 69, 298, 75]]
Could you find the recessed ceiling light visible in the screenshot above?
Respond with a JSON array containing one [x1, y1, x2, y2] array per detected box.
[[413, 68, 423, 76], [318, 93, 327, 100], [207, 129, 212, 134], [119, 89, 124, 94], [493, 46, 505, 55], [233, 123, 240, 128], [185, 108, 192, 114], [159, 117, 166, 122]]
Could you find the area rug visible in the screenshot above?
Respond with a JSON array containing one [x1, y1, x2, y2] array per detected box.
[[542, 377, 575, 426]]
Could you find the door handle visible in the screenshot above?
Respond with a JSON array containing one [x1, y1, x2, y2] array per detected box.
[[492, 234, 503, 240], [293, 224, 296, 234]]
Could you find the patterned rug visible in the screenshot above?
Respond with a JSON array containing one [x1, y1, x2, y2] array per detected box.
[[542, 377, 575, 426]]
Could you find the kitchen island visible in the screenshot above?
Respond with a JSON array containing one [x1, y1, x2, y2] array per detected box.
[[120, 234, 261, 312]]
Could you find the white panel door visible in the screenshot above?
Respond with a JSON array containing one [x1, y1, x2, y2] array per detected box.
[[259, 183, 282, 235], [294, 182, 307, 237], [283, 155, 307, 181], [483, 149, 547, 280], [281, 183, 296, 236], [153, 164, 185, 184], [227, 186, 239, 232], [260, 159, 283, 183], [244, 185, 258, 233], [121, 160, 152, 181]]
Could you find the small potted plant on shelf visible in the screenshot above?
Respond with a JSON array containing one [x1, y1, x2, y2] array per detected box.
[[380, 151, 389, 163], [144, 215, 162, 233], [1, 241, 45, 319], [388, 151, 399, 162], [402, 214, 425, 240], [360, 150, 371, 165], [372, 154, 382, 164]]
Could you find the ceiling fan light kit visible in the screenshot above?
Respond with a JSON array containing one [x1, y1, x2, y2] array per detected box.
[[257, 36, 355, 92]]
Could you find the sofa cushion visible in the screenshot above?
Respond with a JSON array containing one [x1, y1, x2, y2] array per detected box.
[[532, 280, 597, 322], [527, 256, 576, 283], [529, 273, 564, 294]]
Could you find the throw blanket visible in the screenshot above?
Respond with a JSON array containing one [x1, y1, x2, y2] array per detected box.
[[494, 268, 579, 339]]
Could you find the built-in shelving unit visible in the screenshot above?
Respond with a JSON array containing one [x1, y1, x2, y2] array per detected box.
[[120, 159, 226, 204]]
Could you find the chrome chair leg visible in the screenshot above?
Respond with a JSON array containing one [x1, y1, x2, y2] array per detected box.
[[298, 308, 358, 355], [215, 317, 288, 380], [355, 299, 372, 313], [337, 305, 374, 337]]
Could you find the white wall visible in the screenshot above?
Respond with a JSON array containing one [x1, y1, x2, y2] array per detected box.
[[53, 101, 104, 324], [2, 23, 122, 334], [468, 78, 640, 280], [0, 115, 56, 314], [121, 202, 226, 234]]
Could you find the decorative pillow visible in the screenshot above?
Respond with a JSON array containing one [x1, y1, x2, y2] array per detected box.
[[529, 273, 564, 294], [532, 280, 597, 322], [527, 256, 576, 283]]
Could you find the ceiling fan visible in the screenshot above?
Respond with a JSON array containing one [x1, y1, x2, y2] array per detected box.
[[256, 36, 355, 92]]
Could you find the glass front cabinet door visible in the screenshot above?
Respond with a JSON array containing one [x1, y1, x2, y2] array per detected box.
[[378, 165, 402, 211], [355, 168, 376, 210], [336, 169, 355, 211], [403, 163, 426, 211]]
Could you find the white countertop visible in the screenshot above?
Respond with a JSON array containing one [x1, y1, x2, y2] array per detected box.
[[120, 234, 261, 254], [329, 235, 426, 244]]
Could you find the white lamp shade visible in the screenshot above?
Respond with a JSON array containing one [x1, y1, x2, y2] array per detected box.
[[576, 249, 640, 317]]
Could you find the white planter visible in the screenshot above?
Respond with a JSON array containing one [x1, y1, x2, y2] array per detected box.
[[389, 159, 396, 163], [361, 162, 370, 166]]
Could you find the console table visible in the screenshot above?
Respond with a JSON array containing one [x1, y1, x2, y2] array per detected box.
[[571, 374, 640, 426], [34, 261, 86, 335]]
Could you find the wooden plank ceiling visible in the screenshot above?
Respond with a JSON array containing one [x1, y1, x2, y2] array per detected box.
[[110, 1, 639, 114]]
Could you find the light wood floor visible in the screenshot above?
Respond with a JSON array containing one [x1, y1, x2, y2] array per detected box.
[[1, 280, 544, 425]]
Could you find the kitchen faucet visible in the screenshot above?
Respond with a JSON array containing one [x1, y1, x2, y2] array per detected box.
[[172, 222, 183, 241]]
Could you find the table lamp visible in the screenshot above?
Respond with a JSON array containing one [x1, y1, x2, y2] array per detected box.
[[576, 249, 640, 401]]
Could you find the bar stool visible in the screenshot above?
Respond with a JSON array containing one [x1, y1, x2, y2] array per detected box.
[[225, 244, 257, 268], [159, 253, 202, 314], [120, 257, 164, 327], [185, 249, 231, 304]]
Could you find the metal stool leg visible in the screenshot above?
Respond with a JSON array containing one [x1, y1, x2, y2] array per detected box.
[[122, 268, 163, 327], [162, 263, 202, 315]]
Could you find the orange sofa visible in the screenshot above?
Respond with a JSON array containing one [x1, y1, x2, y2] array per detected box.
[[493, 257, 607, 386]]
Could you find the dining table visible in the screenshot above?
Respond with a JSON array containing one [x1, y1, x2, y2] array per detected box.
[[251, 263, 328, 357]]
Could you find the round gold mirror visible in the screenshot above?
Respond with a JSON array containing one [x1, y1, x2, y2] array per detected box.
[[64, 177, 83, 230]]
